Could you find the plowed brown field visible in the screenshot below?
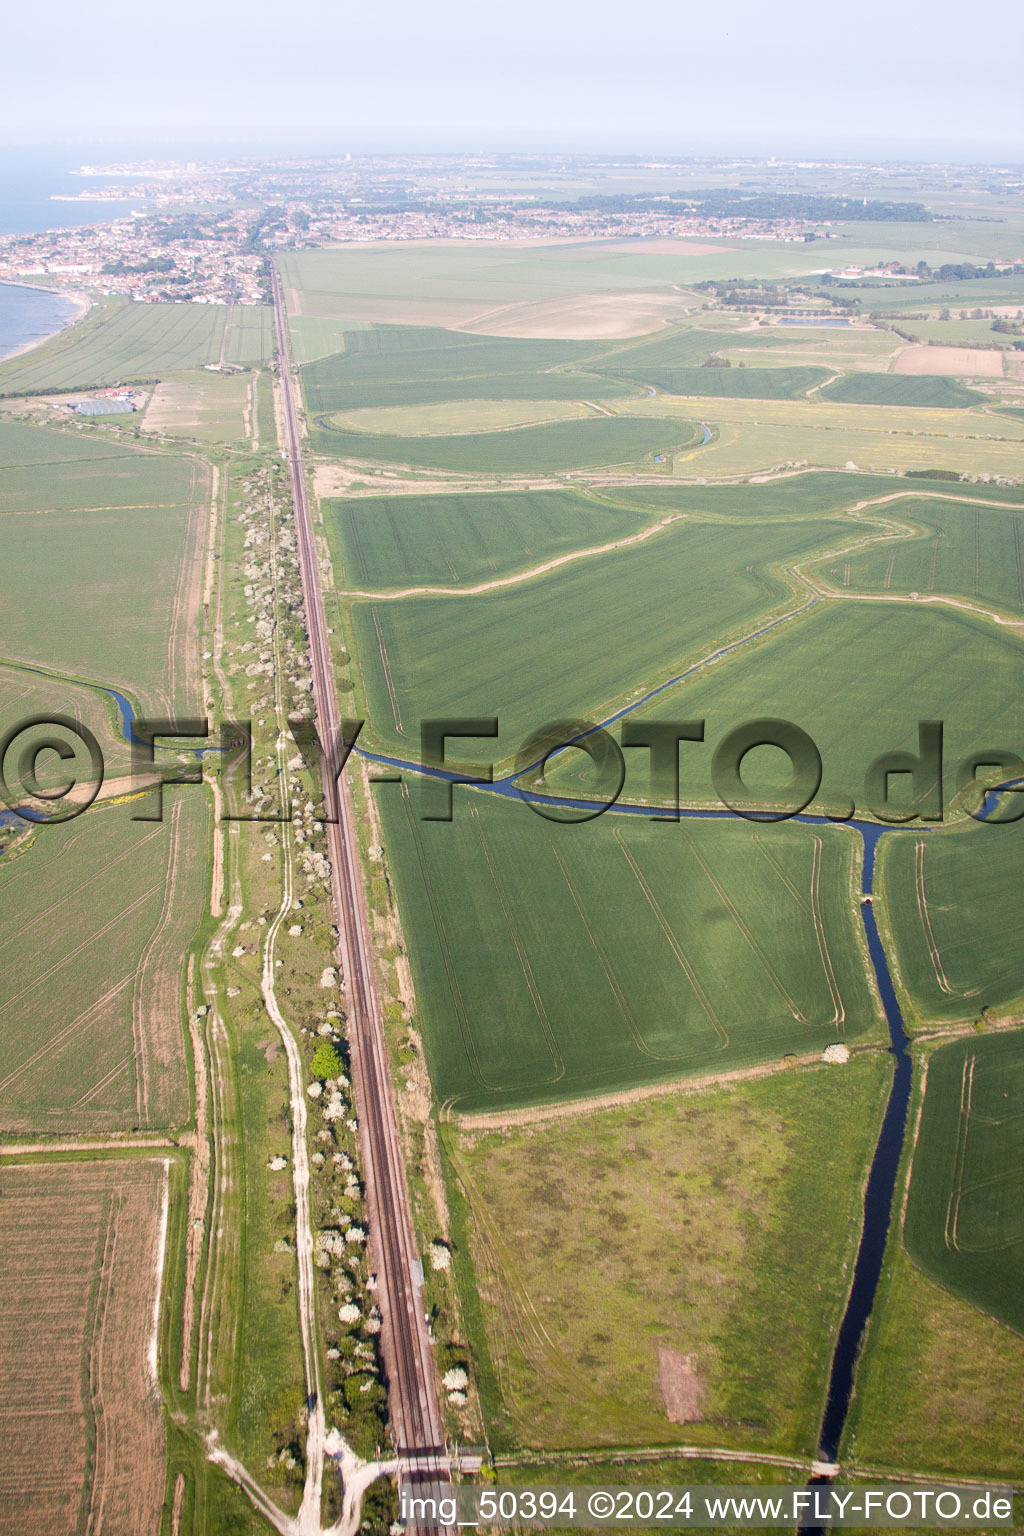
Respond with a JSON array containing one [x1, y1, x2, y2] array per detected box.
[[0, 1159, 168, 1536]]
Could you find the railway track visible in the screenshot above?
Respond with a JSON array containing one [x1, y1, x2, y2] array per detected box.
[[270, 269, 450, 1501]]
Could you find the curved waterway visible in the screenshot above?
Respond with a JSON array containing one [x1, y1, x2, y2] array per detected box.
[[359, 737, 929, 1462], [0, 674, 217, 847]]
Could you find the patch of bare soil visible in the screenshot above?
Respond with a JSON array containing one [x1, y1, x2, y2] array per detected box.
[[456, 290, 691, 340], [600, 238, 735, 256], [658, 1346, 705, 1424], [893, 345, 1005, 378], [312, 461, 563, 500]]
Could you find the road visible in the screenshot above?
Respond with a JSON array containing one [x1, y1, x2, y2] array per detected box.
[[270, 268, 450, 1489]]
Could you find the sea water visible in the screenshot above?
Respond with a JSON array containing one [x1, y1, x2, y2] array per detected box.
[[0, 280, 81, 363]]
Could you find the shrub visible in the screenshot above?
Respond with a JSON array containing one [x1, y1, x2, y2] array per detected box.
[[312, 1039, 344, 1079]]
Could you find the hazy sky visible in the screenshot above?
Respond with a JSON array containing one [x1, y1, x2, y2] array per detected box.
[[4, 0, 1023, 158]]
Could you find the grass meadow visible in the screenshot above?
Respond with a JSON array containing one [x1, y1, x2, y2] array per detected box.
[[378, 789, 877, 1111], [142, 367, 255, 444], [844, 1029, 1024, 1479], [308, 369, 634, 410], [328, 488, 652, 589], [0, 660, 133, 784], [0, 300, 273, 394], [0, 1159, 168, 1535], [843, 1242, 1024, 1479], [617, 391, 1024, 478], [0, 794, 209, 1133], [345, 514, 847, 761], [287, 314, 371, 364], [449, 1055, 889, 1449], [721, 328, 903, 372]]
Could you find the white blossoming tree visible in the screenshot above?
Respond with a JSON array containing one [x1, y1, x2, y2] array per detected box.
[[428, 1241, 451, 1272]]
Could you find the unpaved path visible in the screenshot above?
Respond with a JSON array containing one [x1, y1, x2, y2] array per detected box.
[[448, 1049, 845, 1132], [0, 1135, 174, 1155], [255, 474, 326, 1534]]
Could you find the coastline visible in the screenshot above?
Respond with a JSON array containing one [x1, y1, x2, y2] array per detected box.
[[0, 281, 91, 365]]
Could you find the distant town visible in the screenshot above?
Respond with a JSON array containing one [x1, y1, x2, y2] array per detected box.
[[1, 152, 1021, 306]]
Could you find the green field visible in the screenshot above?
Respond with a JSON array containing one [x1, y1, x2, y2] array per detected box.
[[882, 821, 1024, 1022], [0, 417, 153, 467], [0, 419, 206, 709], [220, 306, 276, 366], [287, 314, 371, 364], [820, 373, 986, 409], [610, 366, 828, 399], [855, 276, 1024, 313], [721, 328, 903, 373], [308, 369, 633, 410], [0, 659, 132, 784], [346, 515, 849, 760], [619, 602, 1024, 818], [328, 488, 652, 589], [302, 326, 632, 413], [0, 793, 208, 1132], [379, 789, 877, 1111], [311, 414, 695, 472], [896, 320, 1013, 345], [824, 495, 1024, 615], [0, 492, 205, 710], [0, 419, 199, 512], [901, 1033, 1024, 1334], [280, 244, 741, 313], [613, 470, 908, 519], [331, 398, 592, 437], [598, 326, 813, 372], [450, 1054, 889, 1449], [0, 300, 273, 394]]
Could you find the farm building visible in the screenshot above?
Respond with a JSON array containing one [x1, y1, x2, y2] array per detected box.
[[72, 398, 136, 416]]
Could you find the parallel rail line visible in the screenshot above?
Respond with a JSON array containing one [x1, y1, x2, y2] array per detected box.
[[270, 268, 449, 1492]]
